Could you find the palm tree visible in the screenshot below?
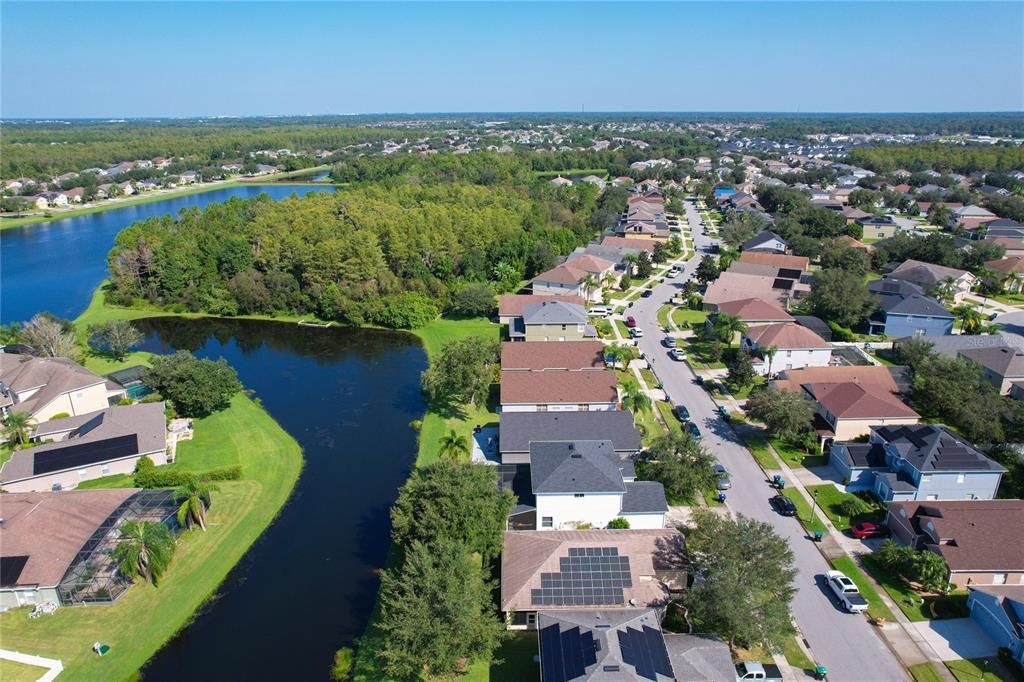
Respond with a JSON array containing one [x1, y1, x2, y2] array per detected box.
[[936, 276, 958, 305], [620, 380, 651, 417], [174, 478, 218, 532], [622, 253, 640, 277], [713, 313, 748, 349], [112, 520, 176, 586], [437, 429, 469, 460], [582, 273, 598, 302], [764, 345, 779, 377], [954, 305, 983, 335], [2, 412, 33, 446]]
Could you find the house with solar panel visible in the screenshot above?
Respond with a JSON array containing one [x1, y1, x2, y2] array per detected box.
[[500, 529, 687, 630], [0, 402, 169, 493], [829, 424, 1005, 501], [528, 441, 667, 531]]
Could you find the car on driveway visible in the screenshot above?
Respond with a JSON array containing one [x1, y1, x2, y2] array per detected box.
[[770, 494, 797, 516], [625, 316, 637, 328], [668, 266, 681, 277], [850, 521, 889, 539], [669, 347, 687, 361], [713, 463, 731, 490], [684, 421, 701, 440]]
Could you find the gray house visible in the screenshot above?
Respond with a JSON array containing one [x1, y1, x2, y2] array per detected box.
[[829, 424, 1005, 502], [741, 230, 788, 254]]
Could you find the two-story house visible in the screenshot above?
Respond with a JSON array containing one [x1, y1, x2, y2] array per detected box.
[[532, 261, 613, 302], [500, 370, 618, 413], [957, 346, 1024, 395], [856, 215, 898, 240], [799, 381, 920, 442], [740, 230, 788, 254], [508, 300, 598, 342], [888, 259, 977, 304], [741, 323, 832, 375], [498, 294, 584, 327], [1, 353, 125, 423], [830, 424, 1005, 501], [868, 279, 954, 337], [530, 440, 667, 531]]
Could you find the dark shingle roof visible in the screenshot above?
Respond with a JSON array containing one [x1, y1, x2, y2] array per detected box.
[[530, 441, 627, 494], [741, 230, 786, 251], [839, 443, 888, 468], [500, 412, 642, 455], [621, 482, 668, 514], [873, 424, 1005, 474], [869, 278, 952, 317]]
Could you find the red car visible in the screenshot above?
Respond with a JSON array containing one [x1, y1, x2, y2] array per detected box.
[[626, 316, 637, 328], [850, 522, 889, 539]]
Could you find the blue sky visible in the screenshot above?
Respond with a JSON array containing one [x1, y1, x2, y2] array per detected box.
[[2, 2, 1022, 117]]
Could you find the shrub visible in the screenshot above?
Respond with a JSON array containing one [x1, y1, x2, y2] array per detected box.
[[827, 321, 856, 342], [362, 292, 439, 329], [202, 465, 243, 481], [608, 517, 630, 529], [135, 465, 197, 489], [140, 392, 164, 404], [48, 412, 70, 420], [118, 398, 133, 406], [331, 647, 354, 681], [409, 419, 422, 432]]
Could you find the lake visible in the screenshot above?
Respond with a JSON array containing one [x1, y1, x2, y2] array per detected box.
[[0, 184, 335, 325], [134, 317, 426, 680]]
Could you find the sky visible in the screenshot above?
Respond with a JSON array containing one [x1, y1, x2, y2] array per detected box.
[[2, 2, 1023, 117]]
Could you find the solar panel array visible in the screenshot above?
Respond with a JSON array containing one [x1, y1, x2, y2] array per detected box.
[[33, 434, 140, 476], [539, 623, 599, 682], [530, 547, 631, 607], [618, 625, 675, 681]]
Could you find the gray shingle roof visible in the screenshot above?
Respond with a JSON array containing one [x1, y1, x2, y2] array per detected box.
[[664, 633, 736, 682], [522, 300, 589, 325], [530, 441, 627, 494], [500, 411, 642, 455], [873, 424, 1005, 474], [621, 481, 668, 514], [869, 278, 953, 317], [741, 230, 786, 251]]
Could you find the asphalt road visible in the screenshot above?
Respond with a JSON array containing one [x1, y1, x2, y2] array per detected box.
[[626, 200, 909, 681]]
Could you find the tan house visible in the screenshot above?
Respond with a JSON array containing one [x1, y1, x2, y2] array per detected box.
[[532, 256, 615, 302], [737, 250, 810, 272], [509, 300, 597, 342], [773, 365, 899, 394], [888, 259, 977, 304], [885, 500, 1024, 588], [702, 272, 791, 311], [498, 294, 584, 326], [985, 257, 1024, 292], [0, 353, 123, 423], [801, 382, 920, 441]]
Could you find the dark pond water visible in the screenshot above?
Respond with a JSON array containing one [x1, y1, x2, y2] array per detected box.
[[0, 184, 334, 325], [134, 317, 426, 681]]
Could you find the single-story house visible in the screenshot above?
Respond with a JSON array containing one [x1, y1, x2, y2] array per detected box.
[[530, 440, 667, 531], [1, 352, 125, 422], [737, 251, 810, 272], [830, 424, 1005, 501], [741, 323, 832, 376], [0, 402, 169, 493], [773, 364, 900, 395], [740, 230, 788, 254], [835, 234, 873, 252], [501, 529, 687, 628], [498, 410, 642, 465], [887, 259, 977, 304], [500, 370, 618, 413], [868, 279, 954, 338], [715, 298, 793, 326], [886, 500, 1024, 588], [983, 237, 1024, 258], [799, 381, 920, 441], [498, 294, 584, 326], [510, 300, 597, 342], [501, 341, 606, 372], [967, 586, 1024, 665]]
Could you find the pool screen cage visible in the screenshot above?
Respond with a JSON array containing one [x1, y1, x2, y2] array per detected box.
[[56, 489, 181, 605]]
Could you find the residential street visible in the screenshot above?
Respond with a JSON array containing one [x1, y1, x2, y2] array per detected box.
[[626, 199, 910, 681]]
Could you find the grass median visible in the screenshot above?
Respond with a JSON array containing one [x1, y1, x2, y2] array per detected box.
[[828, 556, 896, 623]]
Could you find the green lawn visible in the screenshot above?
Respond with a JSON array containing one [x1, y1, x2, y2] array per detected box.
[[727, 375, 766, 400], [636, 405, 667, 446], [655, 401, 683, 436], [989, 291, 1024, 306], [657, 305, 674, 329], [860, 555, 970, 622], [946, 657, 1022, 682], [804, 484, 884, 529], [781, 488, 828, 534], [464, 632, 540, 682], [682, 337, 727, 370], [0, 659, 48, 682], [910, 663, 948, 682], [0, 394, 302, 682], [0, 442, 13, 468], [780, 636, 816, 675], [639, 367, 659, 389], [412, 316, 498, 357], [742, 433, 782, 469], [614, 319, 631, 339], [671, 307, 707, 329], [770, 437, 828, 468], [829, 556, 897, 623]]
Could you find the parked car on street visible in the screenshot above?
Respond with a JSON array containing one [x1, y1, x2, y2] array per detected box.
[[668, 266, 681, 277], [662, 335, 676, 348], [713, 463, 731, 490], [685, 421, 701, 440], [770, 494, 797, 516], [825, 570, 869, 613], [849, 522, 889, 539], [588, 305, 613, 317], [642, 288, 653, 298], [625, 316, 637, 328], [629, 327, 644, 338], [674, 404, 690, 421], [669, 347, 687, 361]]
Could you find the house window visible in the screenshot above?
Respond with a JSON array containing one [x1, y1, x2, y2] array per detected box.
[[956, 474, 965, 484], [561, 325, 567, 331], [526, 613, 537, 626], [579, 404, 590, 412], [541, 517, 553, 528], [993, 573, 1007, 585], [101, 464, 110, 475], [538, 404, 548, 412], [574, 493, 585, 498], [926, 494, 938, 501]]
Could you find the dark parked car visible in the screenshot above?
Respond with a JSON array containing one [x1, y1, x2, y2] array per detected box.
[[674, 404, 690, 421], [770, 494, 798, 516], [642, 288, 654, 298], [625, 316, 637, 328], [685, 421, 701, 440]]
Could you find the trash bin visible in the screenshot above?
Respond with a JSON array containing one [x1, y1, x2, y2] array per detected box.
[[813, 530, 824, 542], [717, 492, 727, 503], [814, 665, 828, 680]]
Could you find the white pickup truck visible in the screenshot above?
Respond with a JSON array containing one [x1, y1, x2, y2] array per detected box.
[[825, 570, 869, 613], [736, 661, 783, 681]]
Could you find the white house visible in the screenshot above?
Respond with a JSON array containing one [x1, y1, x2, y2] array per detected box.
[[530, 441, 667, 531], [742, 323, 832, 375], [1, 353, 123, 423]]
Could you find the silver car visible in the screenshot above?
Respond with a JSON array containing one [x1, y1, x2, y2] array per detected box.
[[712, 463, 731, 490]]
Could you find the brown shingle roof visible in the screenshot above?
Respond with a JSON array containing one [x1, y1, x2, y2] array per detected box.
[[803, 382, 919, 420], [501, 341, 605, 372], [703, 273, 788, 308], [563, 254, 615, 274], [499, 295, 584, 317], [745, 323, 831, 350], [500, 370, 618, 405], [773, 365, 898, 394], [716, 297, 794, 323], [500, 529, 686, 611], [738, 251, 809, 271], [888, 500, 1024, 572], [985, 256, 1024, 276], [533, 264, 590, 286], [599, 236, 656, 253], [0, 488, 138, 587]]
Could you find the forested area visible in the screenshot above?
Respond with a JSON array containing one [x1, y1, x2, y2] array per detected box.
[[752, 113, 1024, 138], [0, 123, 411, 177], [106, 155, 600, 328], [847, 143, 1024, 174]]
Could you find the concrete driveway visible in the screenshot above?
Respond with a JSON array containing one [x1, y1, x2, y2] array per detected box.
[[624, 199, 909, 681], [911, 618, 999, 661]]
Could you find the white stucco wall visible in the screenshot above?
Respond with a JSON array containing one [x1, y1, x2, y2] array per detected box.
[[753, 348, 832, 375], [620, 512, 667, 529], [536, 492, 623, 530], [29, 383, 110, 422], [2, 451, 166, 493]]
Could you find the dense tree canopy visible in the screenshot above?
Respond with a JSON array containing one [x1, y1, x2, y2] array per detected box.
[[143, 351, 242, 417]]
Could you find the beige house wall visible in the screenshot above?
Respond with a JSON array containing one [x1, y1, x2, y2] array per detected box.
[[532, 280, 584, 298], [525, 324, 589, 342], [950, 570, 1024, 589], [832, 416, 920, 441], [2, 451, 166, 493], [28, 383, 110, 422]]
